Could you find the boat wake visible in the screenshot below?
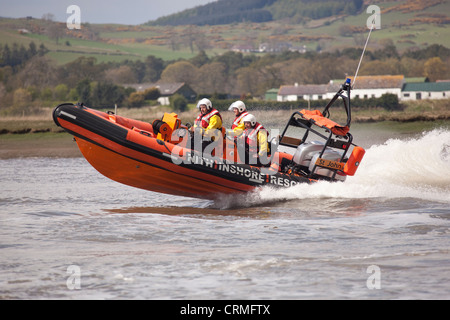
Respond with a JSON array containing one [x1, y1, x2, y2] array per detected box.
[[214, 129, 450, 209]]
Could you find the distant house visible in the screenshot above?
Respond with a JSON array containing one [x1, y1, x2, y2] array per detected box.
[[290, 45, 308, 53], [401, 82, 450, 101], [346, 75, 405, 99], [277, 83, 328, 102], [125, 82, 197, 105], [231, 44, 255, 53], [271, 75, 450, 103], [276, 76, 405, 103], [259, 42, 292, 53]]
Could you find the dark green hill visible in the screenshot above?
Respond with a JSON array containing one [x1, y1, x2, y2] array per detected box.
[[147, 0, 276, 26], [146, 0, 364, 26]]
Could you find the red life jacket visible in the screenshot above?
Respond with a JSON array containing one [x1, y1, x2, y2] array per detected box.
[[195, 108, 222, 129], [231, 111, 249, 129], [244, 122, 268, 154]]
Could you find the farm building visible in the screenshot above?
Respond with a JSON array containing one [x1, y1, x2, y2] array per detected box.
[[401, 82, 450, 100], [271, 75, 449, 102], [277, 83, 328, 102], [345, 75, 404, 99], [126, 82, 197, 105]]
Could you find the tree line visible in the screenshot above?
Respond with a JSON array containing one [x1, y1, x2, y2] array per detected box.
[[1, 41, 449, 115], [0, 42, 49, 71]]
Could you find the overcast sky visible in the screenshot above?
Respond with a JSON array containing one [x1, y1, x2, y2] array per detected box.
[[0, 0, 216, 25]]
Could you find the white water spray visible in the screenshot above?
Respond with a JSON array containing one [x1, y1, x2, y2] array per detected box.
[[214, 129, 450, 209]]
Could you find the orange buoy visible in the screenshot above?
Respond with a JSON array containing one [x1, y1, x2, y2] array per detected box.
[[343, 146, 365, 176]]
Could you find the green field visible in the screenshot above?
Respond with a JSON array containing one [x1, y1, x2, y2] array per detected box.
[[1, 0, 450, 65]]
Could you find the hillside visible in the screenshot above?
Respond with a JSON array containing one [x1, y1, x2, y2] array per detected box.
[[147, 0, 276, 26], [0, 0, 450, 66], [0, 0, 450, 64], [147, 0, 364, 26], [1, 0, 450, 118]]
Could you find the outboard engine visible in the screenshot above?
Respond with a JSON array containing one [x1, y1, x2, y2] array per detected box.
[[293, 141, 325, 167], [292, 141, 346, 181]]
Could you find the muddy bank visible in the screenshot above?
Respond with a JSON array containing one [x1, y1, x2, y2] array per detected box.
[[354, 113, 450, 123], [0, 133, 80, 159], [0, 128, 64, 135]]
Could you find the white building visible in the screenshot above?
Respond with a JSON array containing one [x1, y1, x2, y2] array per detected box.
[[345, 75, 404, 99], [277, 76, 405, 102], [277, 83, 328, 102], [273, 75, 449, 103], [401, 82, 450, 101]]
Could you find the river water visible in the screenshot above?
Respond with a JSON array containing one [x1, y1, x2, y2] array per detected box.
[[1, 126, 449, 300]]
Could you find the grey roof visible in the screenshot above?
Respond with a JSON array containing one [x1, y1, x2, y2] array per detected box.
[[348, 75, 404, 89], [125, 82, 189, 96], [278, 84, 328, 96]]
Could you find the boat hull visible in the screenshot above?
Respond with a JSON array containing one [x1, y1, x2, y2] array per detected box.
[[75, 137, 249, 199], [53, 103, 312, 199]]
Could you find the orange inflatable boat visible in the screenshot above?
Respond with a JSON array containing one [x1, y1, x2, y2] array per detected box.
[[53, 79, 364, 200]]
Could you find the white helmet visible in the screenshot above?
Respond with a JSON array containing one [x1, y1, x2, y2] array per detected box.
[[228, 100, 246, 113], [242, 114, 256, 127], [196, 98, 212, 110]]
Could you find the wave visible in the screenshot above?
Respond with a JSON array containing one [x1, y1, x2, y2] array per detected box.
[[353, 128, 450, 189], [214, 129, 450, 208]]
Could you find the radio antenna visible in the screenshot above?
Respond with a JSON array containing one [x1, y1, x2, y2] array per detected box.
[[353, 15, 377, 88]]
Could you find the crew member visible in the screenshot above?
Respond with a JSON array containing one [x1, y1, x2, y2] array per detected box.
[[191, 98, 223, 152], [227, 100, 248, 137], [240, 114, 270, 166]]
